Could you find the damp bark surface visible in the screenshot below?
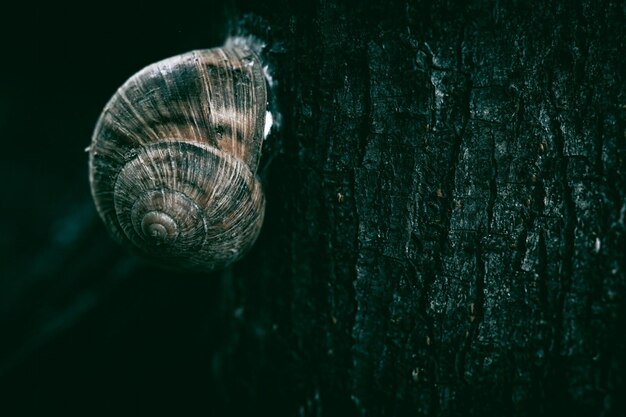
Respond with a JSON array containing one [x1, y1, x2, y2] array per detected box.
[[0, 1, 624, 416]]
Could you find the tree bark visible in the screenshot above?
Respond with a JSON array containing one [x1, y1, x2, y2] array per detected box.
[[1, 1, 624, 416]]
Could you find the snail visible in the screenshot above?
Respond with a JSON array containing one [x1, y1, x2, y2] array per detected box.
[[88, 41, 269, 272]]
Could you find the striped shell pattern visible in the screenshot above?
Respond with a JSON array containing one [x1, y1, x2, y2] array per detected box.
[[89, 44, 267, 272]]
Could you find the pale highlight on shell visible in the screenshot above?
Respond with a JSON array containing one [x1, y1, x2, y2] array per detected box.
[[89, 45, 267, 272]]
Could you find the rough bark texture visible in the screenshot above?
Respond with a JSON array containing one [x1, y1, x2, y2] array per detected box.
[[1, 1, 624, 416]]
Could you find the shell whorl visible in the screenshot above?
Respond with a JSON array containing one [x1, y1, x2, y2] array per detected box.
[[89, 45, 267, 271]]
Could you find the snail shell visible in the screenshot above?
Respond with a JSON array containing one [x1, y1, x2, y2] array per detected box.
[[88, 44, 267, 272]]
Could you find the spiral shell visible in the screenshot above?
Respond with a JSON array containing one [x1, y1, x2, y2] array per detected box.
[[88, 44, 267, 272]]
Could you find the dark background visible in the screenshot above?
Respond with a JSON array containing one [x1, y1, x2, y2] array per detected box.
[[0, 2, 263, 415], [1, 1, 625, 416]]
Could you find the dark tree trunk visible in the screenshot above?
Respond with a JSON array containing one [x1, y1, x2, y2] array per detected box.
[[1, 1, 624, 416]]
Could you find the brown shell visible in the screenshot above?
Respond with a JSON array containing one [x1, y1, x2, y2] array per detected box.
[[89, 45, 267, 272]]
